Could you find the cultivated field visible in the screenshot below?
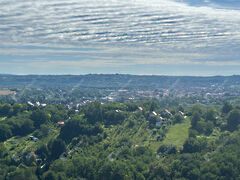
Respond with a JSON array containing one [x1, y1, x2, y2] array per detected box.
[[0, 90, 16, 95]]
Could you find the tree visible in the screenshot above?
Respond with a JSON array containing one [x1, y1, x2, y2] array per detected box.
[[30, 110, 50, 128], [191, 105, 203, 115], [182, 137, 207, 153], [196, 120, 214, 135], [191, 112, 202, 128], [201, 172, 218, 180], [206, 108, 217, 123], [21, 119, 34, 135], [157, 144, 177, 155], [126, 103, 138, 112], [0, 104, 11, 117], [49, 139, 66, 160], [222, 102, 233, 115], [147, 161, 170, 180], [149, 101, 158, 112], [148, 115, 157, 129], [227, 109, 240, 131], [178, 105, 184, 112], [59, 116, 102, 142], [187, 168, 200, 180], [188, 129, 198, 138], [34, 124, 50, 138], [51, 113, 65, 123], [6, 168, 38, 180], [0, 143, 7, 158], [173, 114, 184, 124], [43, 171, 57, 180], [0, 124, 12, 142], [103, 110, 126, 125], [36, 144, 49, 160], [84, 101, 103, 124], [12, 104, 24, 116], [98, 161, 134, 180]]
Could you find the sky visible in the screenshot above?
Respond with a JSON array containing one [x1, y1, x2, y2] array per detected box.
[[0, 0, 240, 76]]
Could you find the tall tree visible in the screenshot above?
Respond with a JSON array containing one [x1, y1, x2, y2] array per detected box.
[[49, 139, 66, 160], [30, 110, 50, 128], [227, 109, 240, 131], [0, 124, 12, 142], [222, 102, 233, 115]]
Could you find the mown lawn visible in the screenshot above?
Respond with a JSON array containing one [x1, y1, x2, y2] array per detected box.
[[162, 118, 191, 150]]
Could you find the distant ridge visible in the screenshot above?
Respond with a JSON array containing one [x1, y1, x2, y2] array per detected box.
[[0, 73, 15, 76], [0, 74, 240, 89]]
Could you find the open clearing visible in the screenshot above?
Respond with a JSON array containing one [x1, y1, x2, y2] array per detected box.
[[162, 118, 191, 150]]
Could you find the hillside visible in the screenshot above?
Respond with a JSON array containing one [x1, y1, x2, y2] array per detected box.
[[1, 101, 240, 179]]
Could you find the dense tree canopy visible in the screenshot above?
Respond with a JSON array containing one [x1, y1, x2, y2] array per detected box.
[[0, 101, 240, 179], [227, 109, 240, 131]]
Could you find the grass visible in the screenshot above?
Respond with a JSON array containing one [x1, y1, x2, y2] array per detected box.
[[162, 118, 191, 150]]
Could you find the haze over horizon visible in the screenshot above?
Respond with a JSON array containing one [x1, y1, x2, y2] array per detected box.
[[1, 0, 240, 76]]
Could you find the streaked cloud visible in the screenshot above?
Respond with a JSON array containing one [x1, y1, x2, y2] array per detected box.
[[0, 0, 240, 75]]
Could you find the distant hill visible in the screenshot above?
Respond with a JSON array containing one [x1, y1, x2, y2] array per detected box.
[[0, 74, 240, 89]]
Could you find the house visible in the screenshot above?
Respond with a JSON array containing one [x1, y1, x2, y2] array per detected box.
[[156, 117, 164, 127], [151, 111, 157, 116], [58, 121, 65, 125], [27, 101, 34, 106], [162, 109, 172, 118], [179, 111, 184, 116], [26, 152, 38, 160], [138, 107, 143, 111], [67, 105, 72, 110], [29, 136, 38, 142], [165, 109, 172, 116], [159, 116, 164, 121]]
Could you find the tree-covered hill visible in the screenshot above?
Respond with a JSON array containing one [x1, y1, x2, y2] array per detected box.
[[1, 100, 240, 179]]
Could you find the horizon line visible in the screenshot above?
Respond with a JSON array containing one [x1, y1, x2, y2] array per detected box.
[[1, 73, 239, 77]]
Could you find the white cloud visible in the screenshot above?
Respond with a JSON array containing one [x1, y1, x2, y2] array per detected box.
[[0, 0, 240, 74]]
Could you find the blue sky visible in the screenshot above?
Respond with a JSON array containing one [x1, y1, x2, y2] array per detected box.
[[0, 0, 240, 75]]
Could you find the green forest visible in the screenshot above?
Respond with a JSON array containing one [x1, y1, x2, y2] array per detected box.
[[1, 100, 240, 180]]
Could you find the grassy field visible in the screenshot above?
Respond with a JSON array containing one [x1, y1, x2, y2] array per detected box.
[[162, 118, 191, 150]]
